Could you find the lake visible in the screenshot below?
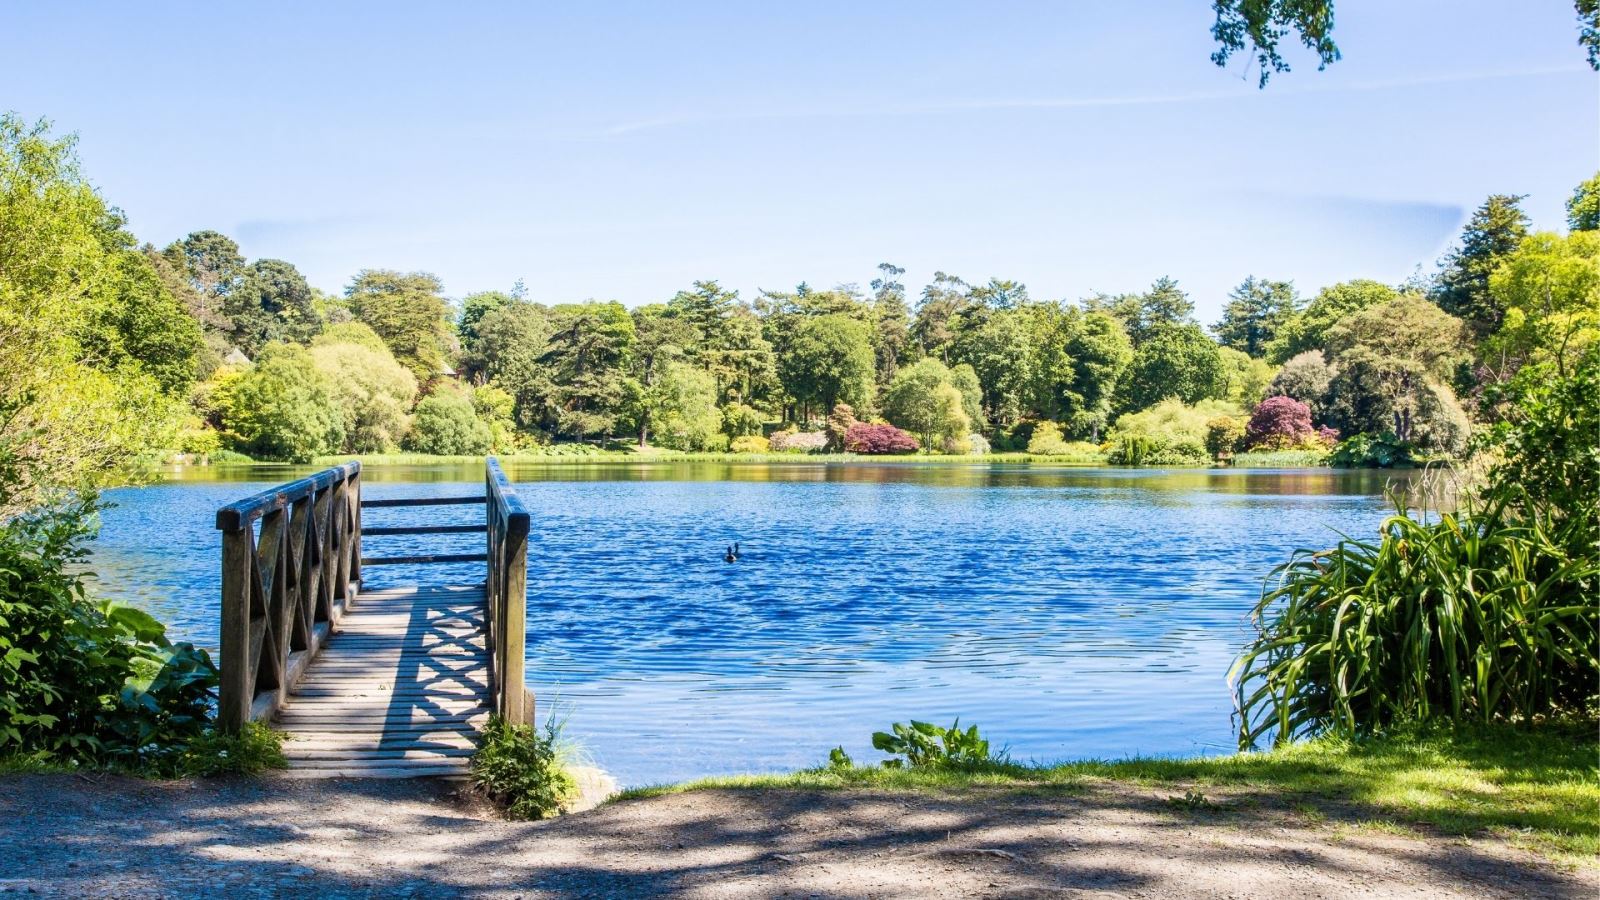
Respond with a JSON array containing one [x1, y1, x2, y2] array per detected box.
[[89, 461, 1410, 786]]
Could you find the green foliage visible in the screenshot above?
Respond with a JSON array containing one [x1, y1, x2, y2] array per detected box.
[[645, 362, 722, 451], [871, 720, 999, 770], [174, 720, 286, 777], [345, 269, 455, 381], [1432, 194, 1531, 333], [1107, 398, 1242, 466], [1327, 432, 1414, 468], [1230, 448, 1329, 468], [526, 301, 637, 441], [882, 358, 972, 449], [1210, 0, 1339, 88], [471, 715, 579, 820], [730, 434, 770, 453], [1267, 279, 1398, 363], [1025, 420, 1071, 455], [1216, 346, 1276, 407], [1568, 171, 1600, 231], [1268, 350, 1336, 416], [1483, 230, 1600, 378], [1214, 275, 1299, 357], [1205, 415, 1247, 459], [1084, 276, 1195, 346], [1323, 296, 1472, 454], [1233, 351, 1599, 748], [227, 258, 320, 355], [217, 344, 345, 463], [0, 500, 219, 766], [404, 388, 492, 456], [1117, 323, 1226, 411], [309, 339, 417, 453], [780, 313, 876, 417]]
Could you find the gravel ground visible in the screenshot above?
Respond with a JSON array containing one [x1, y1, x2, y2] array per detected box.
[[2, 773, 1592, 898]]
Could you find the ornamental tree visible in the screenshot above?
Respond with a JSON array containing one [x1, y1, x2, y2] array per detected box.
[[1245, 396, 1316, 450]]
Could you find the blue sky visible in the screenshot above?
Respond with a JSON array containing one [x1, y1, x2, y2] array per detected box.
[[4, 1, 1595, 321]]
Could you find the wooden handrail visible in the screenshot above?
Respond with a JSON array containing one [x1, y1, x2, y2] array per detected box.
[[485, 457, 532, 725], [217, 461, 363, 731]]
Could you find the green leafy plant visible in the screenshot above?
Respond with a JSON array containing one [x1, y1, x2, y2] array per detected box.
[[169, 721, 286, 777], [471, 714, 579, 820], [1328, 431, 1414, 468], [871, 719, 998, 770], [0, 497, 220, 764], [1232, 351, 1599, 748]]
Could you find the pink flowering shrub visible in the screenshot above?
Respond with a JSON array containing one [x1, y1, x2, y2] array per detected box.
[[844, 422, 919, 454], [770, 430, 828, 453], [1245, 396, 1316, 450]]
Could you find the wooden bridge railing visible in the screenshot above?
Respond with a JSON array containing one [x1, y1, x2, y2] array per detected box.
[[216, 457, 531, 731], [216, 461, 363, 731], [485, 457, 531, 725]]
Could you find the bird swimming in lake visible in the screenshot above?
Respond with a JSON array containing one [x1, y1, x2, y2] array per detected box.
[[724, 545, 737, 563]]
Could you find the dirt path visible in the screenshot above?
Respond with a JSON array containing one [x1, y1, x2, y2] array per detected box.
[[2, 773, 1591, 898]]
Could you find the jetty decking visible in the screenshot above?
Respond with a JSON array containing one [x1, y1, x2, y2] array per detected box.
[[214, 458, 529, 778]]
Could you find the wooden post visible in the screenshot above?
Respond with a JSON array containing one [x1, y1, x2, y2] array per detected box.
[[501, 521, 529, 725], [219, 525, 253, 733]]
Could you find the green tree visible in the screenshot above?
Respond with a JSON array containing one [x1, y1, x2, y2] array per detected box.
[[666, 279, 736, 353], [628, 304, 698, 445], [1432, 194, 1531, 333], [527, 302, 636, 441], [0, 114, 186, 511], [779, 313, 876, 421], [1268, 350, 1337, 418], [1567, 171, 1600, 231], [80, 246, 203, 395], [1210, 0, 1338, 87], [952, 307, 1034, 424], [1485, 230, 1600, 380], [871, 262, 912, 385], [466, 300, 552, 387], [1267, 279, 1398, 363], [309, 334, 417, 453], [911, 271, 973, 362], [345, 269, 455, 381], [227, 258, 320, 355], [643, 362, 722, 451], [404, 388, 491, 455], [1216, 346, 1276, 407], [459, 290, 515, 354], [161, 229, 243, 337], [1085, 277, 1195, 345], [882, 358, 972, 449], [1213, 276, 1298, 357], [217, 344, 344, 463], [1322, 296, 1472, 452], [1117, 323, 1225, 412]]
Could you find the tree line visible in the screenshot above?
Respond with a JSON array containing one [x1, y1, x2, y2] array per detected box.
[[3, 111, 1597, 483]]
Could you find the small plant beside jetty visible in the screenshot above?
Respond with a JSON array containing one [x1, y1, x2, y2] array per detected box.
[[470, 714, 579, 820]]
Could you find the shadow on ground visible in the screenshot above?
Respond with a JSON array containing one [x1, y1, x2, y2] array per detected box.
[[0, 774, 1590, 898]]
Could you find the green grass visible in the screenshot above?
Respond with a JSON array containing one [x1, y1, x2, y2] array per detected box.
[[299, 449, 1119, 467], [612, 724, 1599, 865], [1230, 449, 1331, 467], [0, 722, 287, 779]]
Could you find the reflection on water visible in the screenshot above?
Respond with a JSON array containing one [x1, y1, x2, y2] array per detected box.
[[93, 461, 1414, 786]]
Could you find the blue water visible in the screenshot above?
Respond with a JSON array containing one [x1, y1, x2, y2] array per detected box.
[[90, 462, 1407, 786]]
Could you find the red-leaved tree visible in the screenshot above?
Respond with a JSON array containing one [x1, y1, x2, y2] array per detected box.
[[1246, 396, 1316, 449], [844, 422, 920, 454]]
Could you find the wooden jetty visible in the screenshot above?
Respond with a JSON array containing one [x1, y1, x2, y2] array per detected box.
[[214, 457, 530, 777]]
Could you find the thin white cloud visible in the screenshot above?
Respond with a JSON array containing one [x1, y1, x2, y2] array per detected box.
[[587, 64, 1589, 139]]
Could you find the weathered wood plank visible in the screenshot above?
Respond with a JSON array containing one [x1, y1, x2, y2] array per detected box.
[[359, 495, 484, 508]]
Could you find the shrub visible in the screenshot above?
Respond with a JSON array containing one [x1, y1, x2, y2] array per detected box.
[[1245, 396, 1316, 450], [770, 430, 828, 453], [1269, 350, 1336, 415], [1232, 350, 1599, 747], [1025, 421, 1071, 455], [1328, 432, 1414, 468], [825, 403, 860, 452], [1205, 415, 1246, 459], [965, 432, 990, 455], [730, 434, 770, 454], [721, 403, 765, 438], [0, 499, 218, 766], [404, 389, 492, 456], [871, 720, 1002, 771], [471, 715, 578, 820], [699, 433, 729, 453], [843, 422, 919, 454], [1106, 398, 1242, 466], [216, 343, 344, 463]]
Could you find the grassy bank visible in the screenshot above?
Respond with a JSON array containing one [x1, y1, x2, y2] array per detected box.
[[305, 449, 1126, 467], [614, 724, 1598, 865]]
